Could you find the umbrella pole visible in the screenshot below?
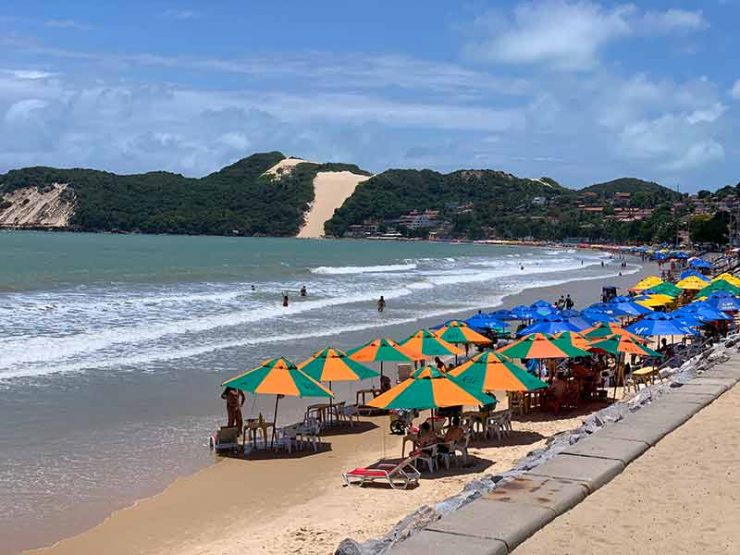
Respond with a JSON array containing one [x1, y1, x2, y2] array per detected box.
[[270, 395, 280, 448]]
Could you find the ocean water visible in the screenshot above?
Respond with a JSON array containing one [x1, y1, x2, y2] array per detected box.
[[0, 232, 611, 552]]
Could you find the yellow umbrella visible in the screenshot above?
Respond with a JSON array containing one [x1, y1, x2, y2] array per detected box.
[[712, 273, 740, 286], [635, 294, 674, 308], [676, 276, 709, 290], [631, 276, 664, 292]]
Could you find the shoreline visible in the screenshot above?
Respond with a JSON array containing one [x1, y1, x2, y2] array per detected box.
[[21, 258, 654, 555]]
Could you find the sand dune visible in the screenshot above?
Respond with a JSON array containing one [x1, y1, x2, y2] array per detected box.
[[0, 183, 74, 228], [298, 171, 371, 238], [262, 157, 313, 178]]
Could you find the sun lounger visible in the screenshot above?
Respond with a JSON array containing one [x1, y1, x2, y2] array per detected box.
[[209, 426, 241, 454], [343, 452, 422, 489]]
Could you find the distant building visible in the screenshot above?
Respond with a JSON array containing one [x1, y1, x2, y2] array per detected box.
[[531, 196, 547, 207], [397, 209, 440, 230]]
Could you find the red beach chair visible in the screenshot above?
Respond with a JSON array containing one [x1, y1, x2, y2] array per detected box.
[[342, 452, 422, 489]]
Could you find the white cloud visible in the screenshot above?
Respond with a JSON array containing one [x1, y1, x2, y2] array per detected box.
[[45, 19, 93, 31], [731, 79, 740, 99], [465, 1, 707, 70], [686, 103, 726, 124], [2, 69, 56, 80], [163, 10, 199, 20]]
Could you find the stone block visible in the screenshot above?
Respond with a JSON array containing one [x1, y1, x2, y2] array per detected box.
[[596, 420, 669, 446], [658, 392, 716, 407], [387, 530, 507, 555], [484, 474, 588, 514], [687, 376, 738, 388], [428, 497, 554, 551], [562, 435, 649, 465], [670, 382, 728, 397], [528, 453, 624, 493]]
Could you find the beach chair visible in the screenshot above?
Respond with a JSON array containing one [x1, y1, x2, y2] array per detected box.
[[274, 423, 302, 453], [439, 428, 471, 469], [296, 417, 322, 452], [209, 426, 241, 454], [339, 403, 361, 427], [343, 452, 422, 489]]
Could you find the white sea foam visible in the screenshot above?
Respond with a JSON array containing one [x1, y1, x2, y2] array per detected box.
[[310, 263, 417, 274]]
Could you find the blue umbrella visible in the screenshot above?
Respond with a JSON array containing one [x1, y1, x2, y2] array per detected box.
[[564, 316, 592, 331], [511, 305, 537, 320], [490, 309, 517, 321], [625, 312, 699, 336], [555, 308, 582, 318], [607, 296, 653, 316], [679, 303, 732, 322], [587, 302, 631, 317], [689, 258, 713, 270], [581, 309, 619, 324], [518, 314, 581, 336], [704, 292, 740, 312], [464, 314, 509, 332], [667, 310, 703, 327], [680, 268, 710, 281], [530, 300, 555, 317], [672, 251, 689, 260]]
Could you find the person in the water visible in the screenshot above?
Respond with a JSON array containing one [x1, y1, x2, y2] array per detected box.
[[377, 295, 386, 313]]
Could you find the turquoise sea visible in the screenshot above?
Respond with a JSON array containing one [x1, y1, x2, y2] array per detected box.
[[0, 231, 612, 553]]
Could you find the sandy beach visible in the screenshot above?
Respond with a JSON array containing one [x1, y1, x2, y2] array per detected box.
[[24, 259, 654, 555], [517, 383, 740, 554]]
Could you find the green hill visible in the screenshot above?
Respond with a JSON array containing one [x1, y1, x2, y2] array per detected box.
[[0, 153, 365, 236], [580, 178, 681, 207]]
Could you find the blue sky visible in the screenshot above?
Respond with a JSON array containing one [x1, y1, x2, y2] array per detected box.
[[0, 1, 738, 191]]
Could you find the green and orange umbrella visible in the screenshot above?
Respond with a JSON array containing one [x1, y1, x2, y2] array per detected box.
[[222, 356, 333, 446], [347, 337, 414, 379], [588, 335, 662, 358], [367, 371, 495, 410], [582, 322, 647, 343], [411, 365, 446, 379], [398, 329, 463, 360], [435, 320, 492, 346], [299, 347, 379, 382], [449, 351, 547, 392], [497, 333, 589, 359], [552, 331, 592, 351]]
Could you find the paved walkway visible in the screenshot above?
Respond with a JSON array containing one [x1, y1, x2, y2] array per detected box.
[[517, 382, 740, 554]]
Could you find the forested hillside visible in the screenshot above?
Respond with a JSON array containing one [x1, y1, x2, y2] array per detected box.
[[0, 153, 365, 236]]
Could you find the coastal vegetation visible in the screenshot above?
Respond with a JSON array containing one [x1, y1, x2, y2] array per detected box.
[[1, 151, 736, 244]]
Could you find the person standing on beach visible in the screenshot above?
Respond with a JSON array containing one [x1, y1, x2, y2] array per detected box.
[[565, 294, 574, 309], [377, 295, 386, 313], [221, 387, 245, 430]]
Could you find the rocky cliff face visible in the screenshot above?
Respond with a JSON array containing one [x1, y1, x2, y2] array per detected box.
[[0, 183, 75, 228]]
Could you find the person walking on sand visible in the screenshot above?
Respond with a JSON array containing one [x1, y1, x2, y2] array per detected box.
[[377, 295, 386, 313], [221, 386, 245, 430], [565, 294, 574, 310]]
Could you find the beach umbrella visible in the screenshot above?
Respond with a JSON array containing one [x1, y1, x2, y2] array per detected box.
[[703, 292, 740, 312], [586, 302, 631, 317], [489, 309, 517, 321], [530, 300, 556, 317], [347, 337, 414, 379], [367, 372, 495, 411], [696, 280, 740, 298], [676, 276, 708, 290], [518, 314, 581, 336], [625, 312, 699, 337], [581, 309, 620, 324], [510, 305, 537, 320], [552, 331, 593, 350], [689, 258, 713, 270], [464, 314, 509, 333], [498, 332, 590, 359], [631, 276, 664, 292], [582, 322, 648, 343], [449, 351, 547, 392], [222, 356, 333, 446], [411, 364, 446, 379], [634, 294, 675, 308], [436, 320, 493, 346], [680, 268, 710, 281], [589, 335, 662, 358], [299, 347, 379, 382], [711, 273, 740, 286], [676, 303, 732, 323], [607, 296, 653, 316], [672, 251, 689, 260], [398, 329, 464, 360], [645, 282, 682, 297]]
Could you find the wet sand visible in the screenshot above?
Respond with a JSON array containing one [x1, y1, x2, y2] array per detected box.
[[518, 384, 740, 554], [25, 258, 654, 555]]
